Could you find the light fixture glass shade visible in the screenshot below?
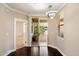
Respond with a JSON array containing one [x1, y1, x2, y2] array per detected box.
[[46, 10, 57, 19], [50, 17, 54, 19]]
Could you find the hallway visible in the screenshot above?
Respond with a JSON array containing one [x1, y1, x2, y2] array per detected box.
[[1, 3, 79, 56]]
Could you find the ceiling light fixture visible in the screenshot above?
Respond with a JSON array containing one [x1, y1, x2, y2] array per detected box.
[[46, 5, 58, 19]]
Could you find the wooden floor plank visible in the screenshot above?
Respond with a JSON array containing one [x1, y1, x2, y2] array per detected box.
[[8, 46, 63, 56]]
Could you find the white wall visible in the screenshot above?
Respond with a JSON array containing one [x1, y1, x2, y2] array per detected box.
[[56, 4, 79, 56], [48, 4, 79, 56], [63, 4, 79, 55], [48, 15, 59, 46], [0, 4, 28, 55], [56, 7, 65, 55]]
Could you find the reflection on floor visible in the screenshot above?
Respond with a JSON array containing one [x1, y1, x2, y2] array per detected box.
[[40, 46, 48, 56], [32, 41, 39, 46], [8, 46, 63, 56]]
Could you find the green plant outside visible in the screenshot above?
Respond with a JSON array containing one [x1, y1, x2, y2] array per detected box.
[[34, 26, 47, 36]]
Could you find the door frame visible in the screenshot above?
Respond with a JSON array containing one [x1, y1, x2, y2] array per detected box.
[[14, 18, 28, 49]]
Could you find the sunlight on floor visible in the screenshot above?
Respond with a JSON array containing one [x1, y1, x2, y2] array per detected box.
[[40, 46, 48, 56]]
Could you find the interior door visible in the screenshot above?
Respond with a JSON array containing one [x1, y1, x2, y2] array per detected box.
[[16, 21, 25, 49]]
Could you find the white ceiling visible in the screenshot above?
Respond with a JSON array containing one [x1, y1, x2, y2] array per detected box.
[[6, 3, 65, 16]]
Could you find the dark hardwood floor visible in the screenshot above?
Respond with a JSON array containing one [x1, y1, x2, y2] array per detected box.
[[8, 46, 62, 56]]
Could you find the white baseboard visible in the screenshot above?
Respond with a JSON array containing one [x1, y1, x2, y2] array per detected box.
[[3, 45, 66, 56], [3, 45, 32, 56], [3, 49, 16, 56], [48, 44, 66, 56]]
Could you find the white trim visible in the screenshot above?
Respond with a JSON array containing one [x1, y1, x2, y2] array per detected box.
[[38, 17, 40, 45], [3, 49, 16, 56], [29, 14, 46, 17], [2, 3, 28, 16], [28, 17, 32, 47], [48, 44, 66, 56], [3, 44, 66, 56], [1, 4, 47, 17], [16, 18, 27, 22], [14, 18, 16, 49], [14, 18, 29, 49]]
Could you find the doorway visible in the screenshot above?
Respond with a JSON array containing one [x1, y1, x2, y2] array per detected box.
[[39, 18, 48, 46], [14, 18, 28, 49], [16, 21, 25, 49], [32, 18, 39, 46], [31, 17, 48, 46]]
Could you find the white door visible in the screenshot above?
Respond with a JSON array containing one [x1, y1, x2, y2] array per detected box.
[[16, 21, 25, 49]]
